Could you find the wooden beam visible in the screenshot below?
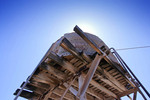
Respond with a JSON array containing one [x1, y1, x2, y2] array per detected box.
[[21, 83, 46, 95], [60, 37, 129, 93], [14, 89, 39, 99], [97, 67, 127, 91], [60, 76, 77, 100], [48, 93, 64, 100], [63, 83, 78, 96], [48, 53, 117, 98], [29, 80, 50, 90], [33, 71, 60, 84], [118, 88, 138, 97], [60, 38, 92, 63], [60, 38, 86, 62], [90, 79, 117, 98], [74, 25, 103, 55], [72, 80, 105, 100], [77, 54, 103, 99], [40, 63, 66, 80], [40, 60, 105, 99], [48, 52, 76, 73], [53, 88, 75, 100], [74, 25, 135, 87]]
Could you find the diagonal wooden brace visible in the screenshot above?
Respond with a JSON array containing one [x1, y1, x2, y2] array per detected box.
[[63, 83, 78, 96], [78, 74, 86, 100], [60, 76, 77, 100], [77, 54, 104, 99]]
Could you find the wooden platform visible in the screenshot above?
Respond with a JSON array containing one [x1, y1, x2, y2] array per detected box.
[[14, 26, 146, 100]]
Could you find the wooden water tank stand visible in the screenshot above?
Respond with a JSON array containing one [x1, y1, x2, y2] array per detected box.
[[14, 26, 149, 100]]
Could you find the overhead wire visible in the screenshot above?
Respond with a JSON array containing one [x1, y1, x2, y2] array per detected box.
[[116, 46, 150, 51]]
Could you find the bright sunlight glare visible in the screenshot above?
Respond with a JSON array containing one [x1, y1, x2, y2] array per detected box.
[[76, 23, 99, 36]]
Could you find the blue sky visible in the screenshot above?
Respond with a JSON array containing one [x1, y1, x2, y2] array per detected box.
[[0, 0, 150, 100]]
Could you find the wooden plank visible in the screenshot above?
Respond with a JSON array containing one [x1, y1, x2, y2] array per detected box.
[[49, 53, 117, 98], [60, 36, 129, 93], [60, 38, 91, 63], [90, 79, 117, 98], [39, 60, 105, 99], [118, 88, 138, 97], [60, 76, 77, 100], [53, 88, 75, 100], [48, 52, 76, 73], [74, 25, 135, 87], [98, 67, 127, 91], [40, 63, 66, 80], [77, 54, 102, 99], [21, 83, 46, 95], [33, 71, 60, 84], [33, 54, 114, 99], [63, 83, 78, 96], [72, 80, 105, 100], [14, 89, 39, 99], [60, 38, 85, 62], [49, 93, 66, 100], [74, 25, 103, 55], [95, 73, 123, 92], [29, 80, 50, 90]]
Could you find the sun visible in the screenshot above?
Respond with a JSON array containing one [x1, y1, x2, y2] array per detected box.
[[76, 23, 98, 36]]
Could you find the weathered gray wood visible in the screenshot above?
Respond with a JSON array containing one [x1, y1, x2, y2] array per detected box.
[[53, 88, 75, 100], [48, 52, 76, 73], [33, 71, 60, 84], [21, 83, 46, 95], [49, 53, 117, 98], [60, 76, 77, 100], [118, 88, 138, 97], [90, 79, 117, 98], [63, 83, 78, 96], [74, 25, 103, 55], [29, 80, 50, 90], [74, 25, 135, 87], [61, 38, 85, 62], [60, 36, 130, 93], [77, 54, 103, 99], [14, 89, 39, 99], [40, 60, 105, 99], [40, 63, 66, 80]]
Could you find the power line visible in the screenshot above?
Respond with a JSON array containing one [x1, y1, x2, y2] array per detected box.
[[116, 46, 150, 51]]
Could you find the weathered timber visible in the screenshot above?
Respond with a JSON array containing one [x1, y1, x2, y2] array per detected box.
[[14, 89, 39, 99], [14, 26, 148, 100], [53, 88, 76, 100], [64, 81, 104, 100], [90, 78, 117, 98], [32, 71, 60, 84], [29, 80, 50, 90], [60, 76, 77, 100], [77, 54, 103, 99], [74, 25, 135, 87], [48, 52, 76, 73], [21, 82, 46, 95], [118, 88, 138, 97], [60, 37, 130, 93], [97, 67, 127, 91], [40, 63, 66, 80], [40, 59, 105, 99], [50, 52, 118, 98], [61, 38, 86, 62]]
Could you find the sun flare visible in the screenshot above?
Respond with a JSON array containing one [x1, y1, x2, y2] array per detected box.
[[76, 23, 98, 36]]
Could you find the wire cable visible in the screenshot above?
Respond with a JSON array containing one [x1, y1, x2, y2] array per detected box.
[[116, 46, 150, 51]]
